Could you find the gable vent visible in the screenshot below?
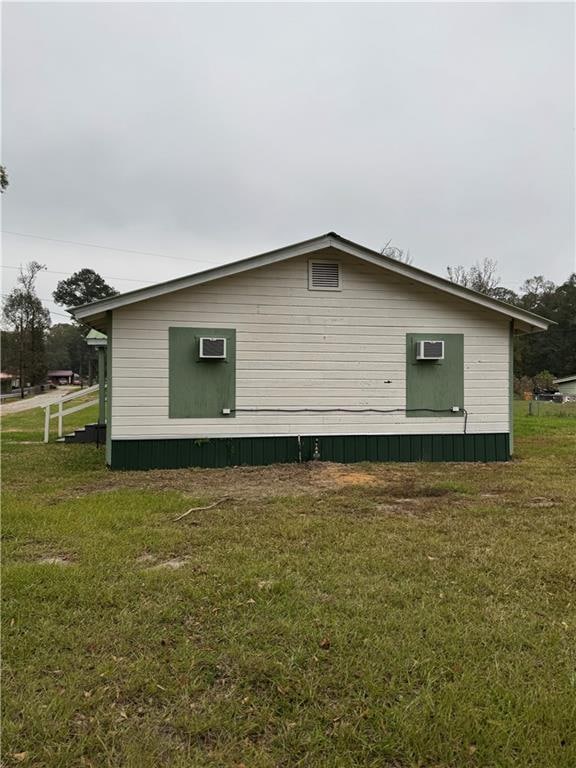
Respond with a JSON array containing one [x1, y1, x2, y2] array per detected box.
[[309, 260, 341, 291]]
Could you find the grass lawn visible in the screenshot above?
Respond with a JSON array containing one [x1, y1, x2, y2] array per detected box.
[[2, 402, 576, 767]]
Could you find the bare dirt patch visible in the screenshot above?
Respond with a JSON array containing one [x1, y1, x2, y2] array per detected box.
[[37, 556, 73, 566], [369, 496, 450, 518], [376, 482, 453, 499], [3, 439, 44, 444], [373, 503, 421, 517], [55, 461, 480, 517], [136, 553, 192, 570], [148, 557, 190, 571], [62, 461, 401, 502], [314, 464, 379, 488], [52, 459, 476, 525], [529, 497, 556, 508], [135, 553, 157, 564]]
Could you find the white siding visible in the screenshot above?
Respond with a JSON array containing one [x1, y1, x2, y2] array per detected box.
[[111, 249, 510, 439], [557, 380, 576, 396]]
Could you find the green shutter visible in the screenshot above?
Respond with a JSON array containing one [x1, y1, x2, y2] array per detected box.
[[406, 333, 464, 417], [169, 327, 236, 418]]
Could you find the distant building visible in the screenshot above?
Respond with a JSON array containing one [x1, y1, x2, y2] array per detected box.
[[0, 372, 15, 393], [554, 375, 576, 396], [47, 370, 79, 386]]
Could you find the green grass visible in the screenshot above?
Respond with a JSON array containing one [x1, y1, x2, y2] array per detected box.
[[2, 404, 576, 767]]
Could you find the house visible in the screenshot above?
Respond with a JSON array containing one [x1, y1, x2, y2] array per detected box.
[[47, 370, 79, 386], [69, 232, 551, 470], [553, 374, 576, 396], [0, 372, 15, 394]]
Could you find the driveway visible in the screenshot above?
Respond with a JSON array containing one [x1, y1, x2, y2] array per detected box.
[[1, 387, 76, 415]]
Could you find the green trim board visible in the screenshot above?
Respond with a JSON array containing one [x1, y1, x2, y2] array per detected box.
[[169, 327, 236, 418], [109, 432, 510, 470], [98, 346, 106, 424], [105, 311, 113, 466], [406, 333, 464, 417]]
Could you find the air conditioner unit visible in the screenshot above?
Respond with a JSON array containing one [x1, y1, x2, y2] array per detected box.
[[416, 340, 444, 360], [199, 337, 227, 359]]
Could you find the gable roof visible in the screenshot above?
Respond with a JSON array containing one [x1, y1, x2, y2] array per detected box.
[[554, 374, 576, 384], [69, 232, 552, 333]]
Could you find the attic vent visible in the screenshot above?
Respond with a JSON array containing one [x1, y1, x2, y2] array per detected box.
[[309, 260, 341, 291], [199, 337, 227, 359]]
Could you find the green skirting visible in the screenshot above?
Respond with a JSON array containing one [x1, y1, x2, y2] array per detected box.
[[109, 433, 510, 470]]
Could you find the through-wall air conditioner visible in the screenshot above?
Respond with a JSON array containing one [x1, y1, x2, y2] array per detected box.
[[416, 340, 444, 361], [199, 337, 227, 359]]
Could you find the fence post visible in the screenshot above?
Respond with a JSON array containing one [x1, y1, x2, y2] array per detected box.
[[44, 405, 50, 443], [58, 400, 63, 438]]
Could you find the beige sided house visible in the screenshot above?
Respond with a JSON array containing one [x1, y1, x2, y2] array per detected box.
[[554, 375, 576, 396], [70, 233, 551, 470]]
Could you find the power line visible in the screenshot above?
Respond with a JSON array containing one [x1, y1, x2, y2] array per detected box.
[[1, 230, 214, 265], [2, 292, 75, 305], [1, 264, 154, 284], [0, 293, 72, 320]]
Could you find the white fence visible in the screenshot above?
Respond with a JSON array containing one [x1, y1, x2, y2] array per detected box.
[[43, 385, 100, 443]]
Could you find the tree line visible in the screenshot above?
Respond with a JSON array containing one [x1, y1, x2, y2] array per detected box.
[[444, 257, 576, 386]]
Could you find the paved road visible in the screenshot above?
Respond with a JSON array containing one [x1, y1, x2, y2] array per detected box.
[[1, 387, 76, 415]]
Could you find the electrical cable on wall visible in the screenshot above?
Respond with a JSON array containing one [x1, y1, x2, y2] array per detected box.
[[231, 407, 469, 434]]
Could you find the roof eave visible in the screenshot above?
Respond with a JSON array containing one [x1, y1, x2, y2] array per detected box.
[[69, 232, 553, 332], [70, 233, 335, 318], [327, 236, 552, 331]]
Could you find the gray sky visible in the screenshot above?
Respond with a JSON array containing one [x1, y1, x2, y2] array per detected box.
[[2, 2, 574, 323]]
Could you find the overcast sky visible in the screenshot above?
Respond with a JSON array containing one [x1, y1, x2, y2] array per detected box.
[[2, 2, 574, 323]]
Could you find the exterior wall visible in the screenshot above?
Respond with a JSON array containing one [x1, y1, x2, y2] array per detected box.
[[556, 379, 576, 395], [110, 249, 511, 442]]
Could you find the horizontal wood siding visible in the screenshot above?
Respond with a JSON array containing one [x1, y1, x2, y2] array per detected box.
[[111, 249, 511, 439], [557, 380, 576, 395]]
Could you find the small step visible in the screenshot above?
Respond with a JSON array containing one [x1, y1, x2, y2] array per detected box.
[[61, 423, 107, 445], [64, 429, 86, 443], [83, 423, 106, 440]]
